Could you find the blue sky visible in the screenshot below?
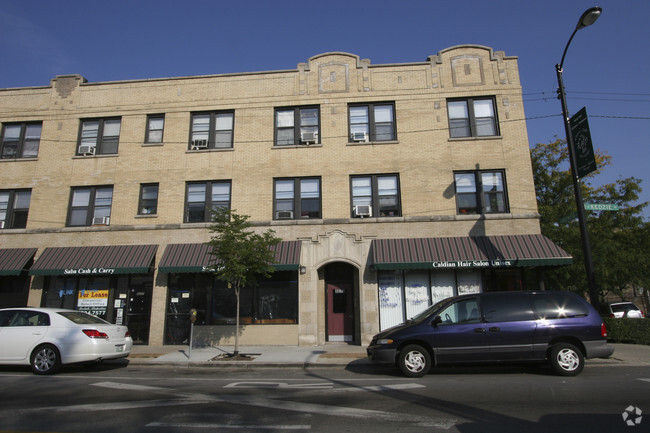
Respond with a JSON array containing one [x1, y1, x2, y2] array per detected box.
[[1, 0, 648, 219]]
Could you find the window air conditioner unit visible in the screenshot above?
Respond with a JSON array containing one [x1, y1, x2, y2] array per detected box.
[[276, 211, 294, 220], [300, 131, 318, 144], [191, 139, 209, 150], [92, 216, 110, 226], [78, 145, 96, 155], [354, 205, 372, 218], [351, 131, 369, 143]]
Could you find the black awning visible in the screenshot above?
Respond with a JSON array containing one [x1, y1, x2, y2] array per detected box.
[[30, 245, 158, 276], [0, 248, 38, 276], [371, 234, 572, 270], [159, 241, 302, 273]]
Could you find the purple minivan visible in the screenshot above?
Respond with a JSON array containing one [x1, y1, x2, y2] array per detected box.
[[367, 291, 614, 377]]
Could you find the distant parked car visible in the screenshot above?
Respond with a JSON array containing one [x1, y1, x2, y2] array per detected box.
[[602, 302, 645, 319], [0, 308, 132, 374], [367, 291, 613, 377]]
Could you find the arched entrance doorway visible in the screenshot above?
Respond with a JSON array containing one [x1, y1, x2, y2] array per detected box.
[[324, 262, 357, 343]]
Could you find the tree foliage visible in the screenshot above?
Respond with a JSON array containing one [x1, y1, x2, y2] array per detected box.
[[205, 207, 281, 354], [531, 138, 649, 302]]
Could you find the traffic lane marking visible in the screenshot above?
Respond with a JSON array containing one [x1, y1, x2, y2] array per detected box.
[[225, 381, 333, 389], [146, 421, 311, 430], [0, 381, 455, 429]]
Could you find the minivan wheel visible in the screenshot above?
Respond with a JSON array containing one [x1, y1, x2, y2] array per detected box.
[[549, 343, 584, 376], [398, 344, 431, 378], [30, 344, 61, 375]]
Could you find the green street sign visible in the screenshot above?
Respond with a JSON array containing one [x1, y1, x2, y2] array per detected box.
[[570, 107, 598, 178], [584, 203, 619, 211]]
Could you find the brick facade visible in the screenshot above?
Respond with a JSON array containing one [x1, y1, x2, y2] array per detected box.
[[0, 45, 552, 347]]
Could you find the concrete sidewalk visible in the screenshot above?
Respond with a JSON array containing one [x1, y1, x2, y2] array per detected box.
[[127, 343, 650, 368]]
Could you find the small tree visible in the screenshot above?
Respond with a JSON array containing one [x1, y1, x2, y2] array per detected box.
[[530, 138, 649, 302], [206, 207, 281, 355]]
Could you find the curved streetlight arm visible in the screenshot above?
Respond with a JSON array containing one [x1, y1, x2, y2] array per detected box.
[[559, 7, 602, 70]]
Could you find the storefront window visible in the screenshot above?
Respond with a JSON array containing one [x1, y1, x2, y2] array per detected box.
[[376, 268, 529, 331], [166, 271, 298, 338], [45, 277, 77, 310], [42, 274, 154, 344], [377, 269, 485, 331]]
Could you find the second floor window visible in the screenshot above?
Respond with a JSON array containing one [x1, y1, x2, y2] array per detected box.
[[0, 189, 31, 229], [447, 97, 498, 138], [454, 170, 508, 214], [185, 181, 231, 223], [275, 106, 320, 146], [145, 114, 164, 143], [348, 103, 396, 143], [78, 118, 121, 155], [138, 184, 159, 215], [1, 122, 42, 159], [351, 174, 400, 218], [68, 186, 113, 226], [274, 177, 321, 220], [190, 111, 234, 150]]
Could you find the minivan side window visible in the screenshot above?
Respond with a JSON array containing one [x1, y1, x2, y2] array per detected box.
[[438, 298, 481, 324], [483, 294, 536, 322], [534, 293, 589, 319]]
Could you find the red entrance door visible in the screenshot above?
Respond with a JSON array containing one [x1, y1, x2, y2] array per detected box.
[[326, 283, 354, 342]]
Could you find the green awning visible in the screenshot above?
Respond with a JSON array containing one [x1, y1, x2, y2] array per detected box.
[[159, 241, 302, 273], [0, 248, 37, 276], [30, 245, 158, 276], [371, 234, 572, 270]]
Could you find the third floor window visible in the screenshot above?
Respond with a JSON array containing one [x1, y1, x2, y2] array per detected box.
[[190, 111, 234, 150], [348, 103, 396, 143], [1, 122, 42, 159], [447, 97, 498, 138], [145, 114, 165, 144], [77, 118, 121, 155], [275, 106, 320, 146]]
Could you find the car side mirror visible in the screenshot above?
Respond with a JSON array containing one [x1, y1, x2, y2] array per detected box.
[[432, 316, 442, 327]]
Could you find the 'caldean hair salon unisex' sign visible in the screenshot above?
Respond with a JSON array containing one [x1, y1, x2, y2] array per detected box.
[[432, 259, 515, 268]]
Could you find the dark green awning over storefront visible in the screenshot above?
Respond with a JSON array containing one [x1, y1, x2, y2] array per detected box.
[[0, 248, 37, 276], [29, 245, 158, 276], [371, 234, 572, 270], [158, 241, 302, 273]]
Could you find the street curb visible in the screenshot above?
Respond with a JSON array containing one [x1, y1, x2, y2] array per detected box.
[[125, 360, 373, 369]]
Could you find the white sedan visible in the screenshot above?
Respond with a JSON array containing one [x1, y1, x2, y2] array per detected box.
[[0, 307, 132, 374]]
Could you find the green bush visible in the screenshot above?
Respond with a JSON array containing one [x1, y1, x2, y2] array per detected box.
[[604, 318, 650, 345]]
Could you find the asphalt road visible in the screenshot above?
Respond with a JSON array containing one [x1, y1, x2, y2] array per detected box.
[[0, 362, 647, 433]]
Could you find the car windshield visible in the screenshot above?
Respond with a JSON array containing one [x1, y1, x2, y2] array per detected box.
[[409, 298, 452, 322], [58, 311, 109, 325]]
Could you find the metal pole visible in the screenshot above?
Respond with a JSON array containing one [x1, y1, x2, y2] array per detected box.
[[556, 63, 600, 311], [189, 321, 194, 358]]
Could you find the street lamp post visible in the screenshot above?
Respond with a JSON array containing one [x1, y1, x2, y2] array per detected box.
[[556, 7, 602, 309]]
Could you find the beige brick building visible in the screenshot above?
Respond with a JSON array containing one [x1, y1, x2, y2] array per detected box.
[[0, 45, 571, 346]]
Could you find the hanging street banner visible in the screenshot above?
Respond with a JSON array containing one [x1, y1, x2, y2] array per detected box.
[[570, 107, 598, 178]]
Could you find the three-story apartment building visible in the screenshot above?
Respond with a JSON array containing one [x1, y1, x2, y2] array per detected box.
[[0, 45, 571, 346]]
